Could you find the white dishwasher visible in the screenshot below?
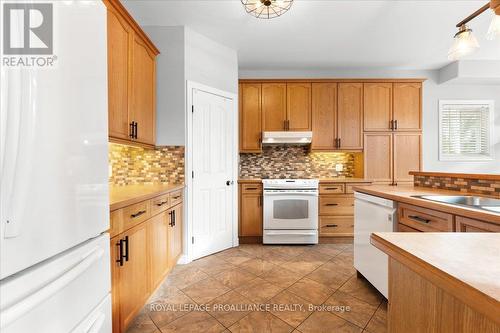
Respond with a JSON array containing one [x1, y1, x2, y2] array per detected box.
[[354, 192, 397, 298]]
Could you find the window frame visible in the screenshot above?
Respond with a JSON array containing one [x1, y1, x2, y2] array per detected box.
[[438, 99, 495, 162]]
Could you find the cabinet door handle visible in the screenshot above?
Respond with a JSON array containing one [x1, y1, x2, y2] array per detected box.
[[408, 215, 431, 224], [129, 122, 135, 139], [325, 224, 338, 228], [134, 122, 138, 139], [168, 211, 173, 226], [394, 119, 398, 130], [389, 120, 394, 130], [173, 210, 176, 226], [116, 239, 124, 266], [325, 203, 339, 206], [123, 236, 129, 262], [130, 210, 146, 218], [156, 201, 168, 207]]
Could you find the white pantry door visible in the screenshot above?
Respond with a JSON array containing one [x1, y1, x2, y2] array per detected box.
[[191, 89, 235, 259]]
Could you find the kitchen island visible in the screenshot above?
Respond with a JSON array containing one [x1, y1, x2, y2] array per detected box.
[[371, 232, 500, 332]]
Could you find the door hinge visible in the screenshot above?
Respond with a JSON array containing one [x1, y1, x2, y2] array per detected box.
[[192, 171, 194, 178], [192, 236, 194, 244], [191, 105, 194, 113]]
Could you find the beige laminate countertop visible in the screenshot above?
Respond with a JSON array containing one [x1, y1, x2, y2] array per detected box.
[[238, 178, 371, 183], [353, 184, 500, 224], [371, 232, 500, 323], [110, 184, 184, 211]]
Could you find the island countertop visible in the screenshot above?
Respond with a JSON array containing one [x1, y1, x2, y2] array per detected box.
[[353, 184, 500, 224], [371, 232, 500, 325], [109, 184, 184, 211]]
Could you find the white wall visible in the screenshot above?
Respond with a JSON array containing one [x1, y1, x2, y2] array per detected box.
[[143, 26, 238, 145], [239, 68, 500, 174]]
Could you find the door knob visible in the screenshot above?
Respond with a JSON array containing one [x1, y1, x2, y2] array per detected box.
[[226, 180, 234, 186]]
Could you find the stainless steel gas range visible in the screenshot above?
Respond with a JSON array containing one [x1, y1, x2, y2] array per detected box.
[[262, 179, 319, 244]]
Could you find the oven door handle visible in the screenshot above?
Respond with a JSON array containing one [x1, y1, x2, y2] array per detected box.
[[263, 191, 318, 196], [265, 231, 318, 236]]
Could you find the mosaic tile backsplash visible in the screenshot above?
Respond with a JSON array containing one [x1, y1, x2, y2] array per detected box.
[[239, 146, 355, 179], [109, 143, 184, 186], [414, 175, 500, 197]]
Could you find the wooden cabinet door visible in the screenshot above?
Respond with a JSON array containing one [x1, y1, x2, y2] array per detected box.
[[393, 83, 422, 131], [107, 6, 131, 141], [168, 204, 183, 268], [239, 83, 262, 152], [393, 133, 421, 183], [338, 83, 363, 149], [363, 83, 393, 131], [130, 34, 156, 145], [149, 213, 169, 290], [364, 132, 393, 184], [110, 237, 121, 333], [287, 83, 312, 131], [117, 222, 150, 331], [311, 83, 337, 150], [239, 192, 263, 236], [262, 83, 286, 131], [456, 216, 500, 232]]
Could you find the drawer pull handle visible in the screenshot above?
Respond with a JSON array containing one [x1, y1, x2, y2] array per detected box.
[[325, 224, 338, 228], [325, 187, 339, 190], [246, 187, 258, 190], [172, 196, 181, 200], [156, 201, 168, 207], [130, 210, 146, 218], [408, 215, 431, 224], [325, 203, 339, 206]]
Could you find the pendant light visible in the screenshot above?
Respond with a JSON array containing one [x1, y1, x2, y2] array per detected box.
[[448, 1, 500, 59], [241, 0, 294, 19]]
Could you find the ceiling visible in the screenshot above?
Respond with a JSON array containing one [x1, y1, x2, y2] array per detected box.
[[123, 0, 500, 71]]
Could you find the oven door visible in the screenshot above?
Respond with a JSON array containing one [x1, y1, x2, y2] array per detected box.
[[264, 190, 318, 230]]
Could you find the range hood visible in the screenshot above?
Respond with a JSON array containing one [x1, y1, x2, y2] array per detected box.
[[262, 131, 313, 145]]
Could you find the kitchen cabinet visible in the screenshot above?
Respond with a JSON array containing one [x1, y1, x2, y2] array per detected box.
[[311, 83, 337, 150], [363, 83, 392, 131], [393, 83, 421, 131], [112, 222, 150, 332], [239, 83, 262, 152], [110, 189, 183, 333], [105, 0, 159, 147], [455, 216, 500, 232], [398, 203, 454, 232], [262, 83, 287, 131], [364, 82, 422, 131], [337, 83, 363, 149], [364, 132, 421, 185], [239, 184, 263, 237], [287, 83, 312, 131], [168, 203, 183, 268]]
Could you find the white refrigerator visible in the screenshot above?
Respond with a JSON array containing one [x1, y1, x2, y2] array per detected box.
[[0, 1, 111, 332]]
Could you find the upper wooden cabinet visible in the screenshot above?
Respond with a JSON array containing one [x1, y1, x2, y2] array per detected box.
[[393, 133, 422, 183], [393, 83, 422, 131], [312, 83, 337, 150], [337, 83, 363, 150], [105, 0, 159, 147], [239, 83, 262, 152], [287, 83, 312, 131], [364, 83, 393, 131], [262, 83, 287, 131]]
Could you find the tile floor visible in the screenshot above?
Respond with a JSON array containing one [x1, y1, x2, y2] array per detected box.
[[126, 243, 387, 333]]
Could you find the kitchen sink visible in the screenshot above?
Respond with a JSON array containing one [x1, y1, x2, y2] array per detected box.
[[412, 195, 500, 213]]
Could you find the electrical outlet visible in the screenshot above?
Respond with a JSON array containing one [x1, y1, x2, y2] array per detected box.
[[335, 164, 343, 172]]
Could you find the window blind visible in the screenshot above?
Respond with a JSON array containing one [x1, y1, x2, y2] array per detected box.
[[439, 102, 492, 160]]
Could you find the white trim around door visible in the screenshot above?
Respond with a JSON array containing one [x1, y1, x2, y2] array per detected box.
[[184, 81, 239, 263]]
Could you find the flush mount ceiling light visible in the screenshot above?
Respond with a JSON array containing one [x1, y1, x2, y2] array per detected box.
[[448, 0, 500, 60], [241, 0, 294, 19]]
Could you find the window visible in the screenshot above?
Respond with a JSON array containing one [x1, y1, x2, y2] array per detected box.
[[439, 100, 494, 161]]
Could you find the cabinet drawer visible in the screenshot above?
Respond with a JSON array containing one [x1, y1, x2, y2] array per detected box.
[[397, 223, 421, 232], [319, 184, 345, 194], [169, 190, 183, 206], [456, 216, 500, 232], [345, 183, 371, 194], [319, 216, 353, 236], [109, 209, 124, 238], [241, 183, 263, 194], [319, 196, 354, 215], [123, 200, 151, 229], [151, 194, 170, 216], [398, 203, 453, 232]]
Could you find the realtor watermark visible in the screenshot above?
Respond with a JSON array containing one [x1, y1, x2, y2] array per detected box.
[[2, 2, 57, 67], [149, 302, 352, 313]]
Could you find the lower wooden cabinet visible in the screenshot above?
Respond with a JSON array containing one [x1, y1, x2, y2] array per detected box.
[[239, 183, 263, 237], [398, 203, 454, 232], [110, 191, 183, 333], [455, 216, 500, 232]]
